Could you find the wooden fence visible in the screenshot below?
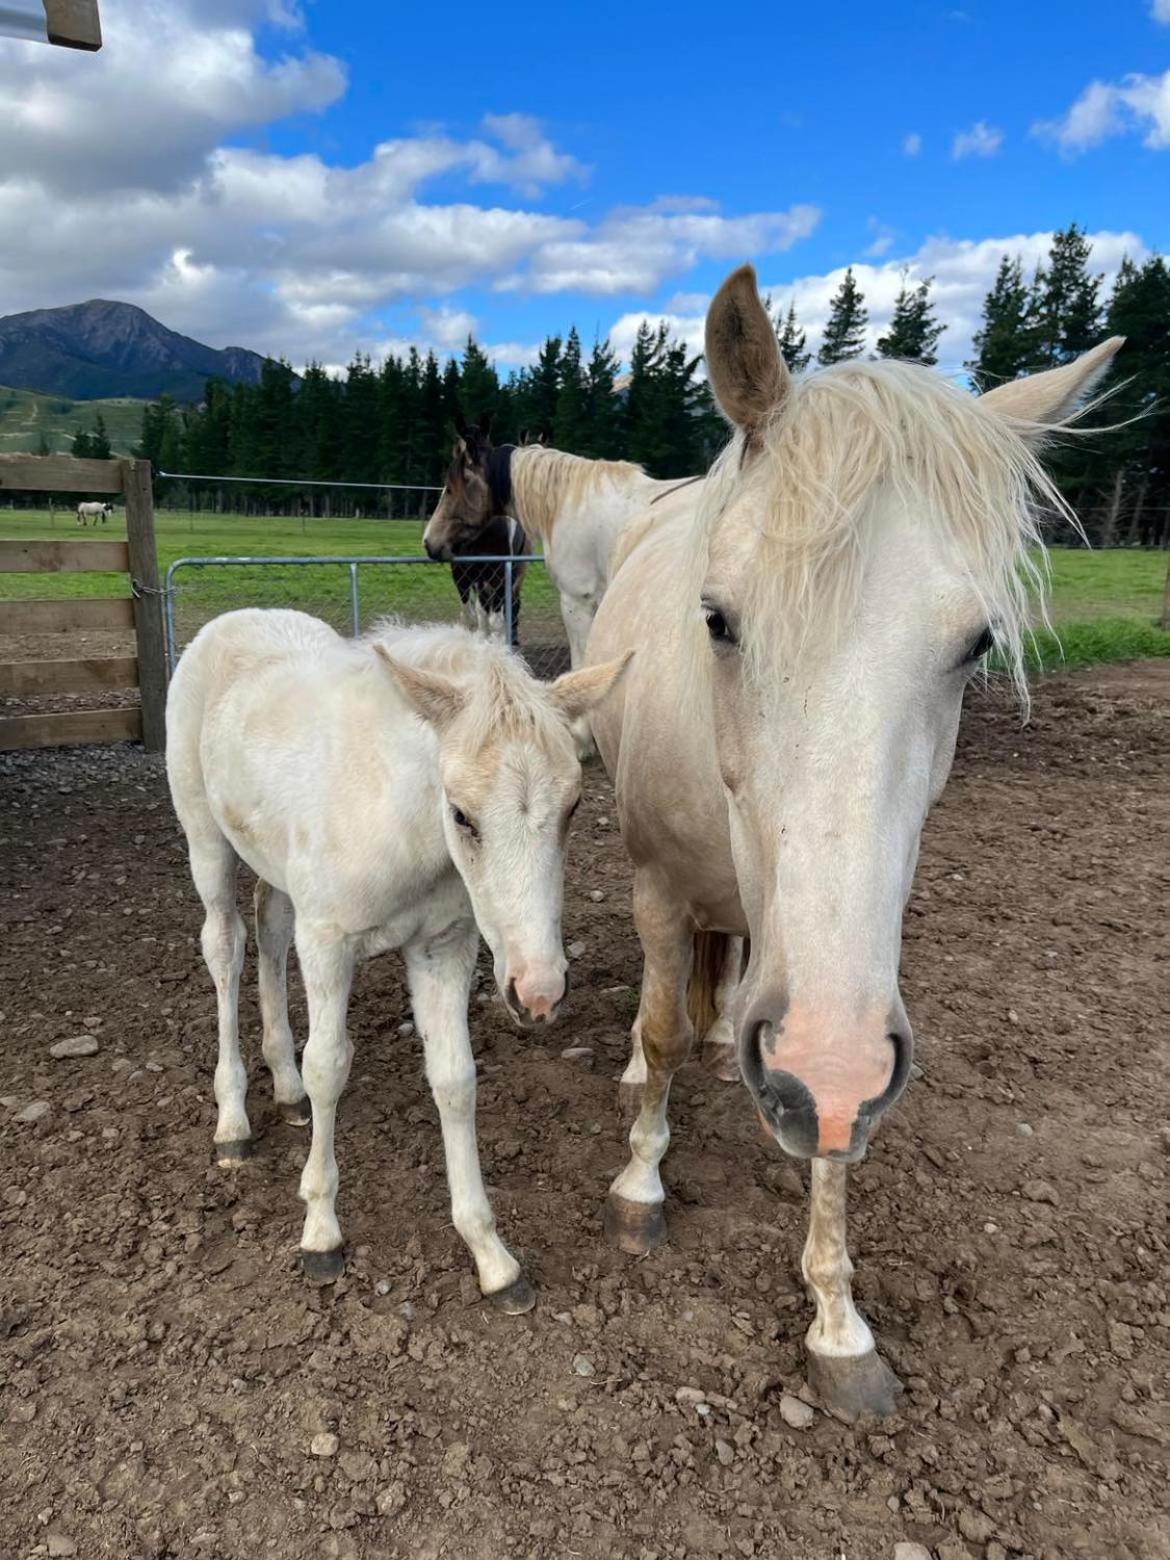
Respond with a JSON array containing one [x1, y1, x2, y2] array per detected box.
[[0, 454, 166, 752]]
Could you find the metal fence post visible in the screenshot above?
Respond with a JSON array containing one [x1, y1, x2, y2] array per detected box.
[[504, 559, 515, 649], [349, 563, 361, 637]]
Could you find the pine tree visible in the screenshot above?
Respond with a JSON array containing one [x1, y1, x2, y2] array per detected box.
[[968, 256, 1035, 386], [71, 426, 94, 458], [1030, 224, 1103, 367], [817, 268, 868, 364], [776, 300, 811, 373], [525, 336, 562, 438], [459, 336, 499, 425], [875, 273, 945, 364], [90, 411, 112, 460], [33, 431, 52, 457], [553, 327, 589, 451], [581, 335, 623, 457], [624, 321, 669, 470], [1096, 254, 1170, 544]]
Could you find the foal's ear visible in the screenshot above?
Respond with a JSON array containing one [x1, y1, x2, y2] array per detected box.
[[705, 264, 790, 438], [979, 336, 1125, 433], [548, 653, 633, 723], [374, 645, 466, 729]]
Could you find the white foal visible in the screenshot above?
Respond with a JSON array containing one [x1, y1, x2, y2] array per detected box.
[[167, 608, 627, 1306]]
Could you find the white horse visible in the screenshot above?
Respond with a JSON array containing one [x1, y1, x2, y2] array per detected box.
[[587, 264, 1122, 1418], [421, 417, 702, 755], [166, 608, 627, 1306], [421, 424, 745, 1078], [77, 501, 112, 526]]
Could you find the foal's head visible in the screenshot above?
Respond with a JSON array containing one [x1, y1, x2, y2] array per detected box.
[[377, 641, 629, 1025], [424, 414, 499, 562], [698, 264, 1122, 1162]]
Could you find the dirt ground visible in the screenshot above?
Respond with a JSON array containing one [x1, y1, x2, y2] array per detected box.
[[0, 662, 1167, 1560]]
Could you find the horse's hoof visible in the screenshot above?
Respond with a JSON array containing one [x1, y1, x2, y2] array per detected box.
[[604, 1193, 666, 1256], [278, 1096, 312, 1127], [805, 1348, 903, 1422], [702, 1039, 740, 1083], [618, 1080, 644, 1123], [486, 1274, 536, 1315], [301, 1247, 345, 1286], [215, 1137, 255, 1167]]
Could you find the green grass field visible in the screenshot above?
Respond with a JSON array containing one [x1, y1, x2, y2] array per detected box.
[[0, 385, 146, 456], [1, 506, 1166, 670]]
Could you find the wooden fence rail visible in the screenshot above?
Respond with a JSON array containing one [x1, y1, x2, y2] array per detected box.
[[0, 454, 165, 752]]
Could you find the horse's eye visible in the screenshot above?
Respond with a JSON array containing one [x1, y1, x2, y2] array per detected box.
[[451, 807, 478, 836], [704, 606, 735, 645], [963, 627, 995, 664]]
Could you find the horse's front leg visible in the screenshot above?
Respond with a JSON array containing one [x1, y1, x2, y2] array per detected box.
[[605, 872, 692, 1254], [801, 1159, 901, 1420], [295, 923, 355, 1283], [405, 923, 534, 1313]]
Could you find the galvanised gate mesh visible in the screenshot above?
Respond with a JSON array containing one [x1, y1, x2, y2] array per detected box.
[[164, 552, 571, 683]]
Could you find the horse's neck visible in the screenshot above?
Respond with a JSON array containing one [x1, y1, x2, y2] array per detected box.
[[509, 447, 650, 547]]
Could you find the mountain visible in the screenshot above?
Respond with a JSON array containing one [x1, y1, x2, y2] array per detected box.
[[0, 299, 275, 402]]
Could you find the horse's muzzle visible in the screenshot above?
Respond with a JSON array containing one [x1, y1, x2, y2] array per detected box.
[[424, 536, 450, 562]]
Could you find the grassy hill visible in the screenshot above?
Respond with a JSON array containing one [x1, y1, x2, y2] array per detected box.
[[0, 384, 147, 456]]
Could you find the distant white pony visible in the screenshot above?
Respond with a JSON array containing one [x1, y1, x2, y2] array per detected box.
[[76, 501, 112, 526], [166, 608, 627, 1306]]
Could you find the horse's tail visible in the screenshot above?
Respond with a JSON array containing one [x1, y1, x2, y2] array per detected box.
[[687, 930, 730, 1039]]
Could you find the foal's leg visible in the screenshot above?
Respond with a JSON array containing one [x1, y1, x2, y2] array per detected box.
[[254, 879, 309, 1125], [617, 1014, 647, 1120], [184, 826, 250, 1164], [801, 1159, 901, 1419], [700, 935, 743, 1082], [295, 923, 356, 1283], [606, 872, 692, 1254], [405, 924, 533, 1313]]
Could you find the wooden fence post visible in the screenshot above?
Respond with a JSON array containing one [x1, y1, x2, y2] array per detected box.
[[123, 458, 167, 752]]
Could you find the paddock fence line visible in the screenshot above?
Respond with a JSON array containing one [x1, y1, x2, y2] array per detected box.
[[154, 471, 443, 523], [0, 453, 167, 752], [163, 553, 570, 684]]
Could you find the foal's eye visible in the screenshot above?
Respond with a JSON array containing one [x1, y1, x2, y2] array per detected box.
[[703, 604, 736, 645], [962, 626, 995, 665], [451, 807, 478, 837]]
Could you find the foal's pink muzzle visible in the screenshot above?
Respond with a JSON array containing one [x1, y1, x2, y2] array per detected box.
[[504, 961, 569, 1027]]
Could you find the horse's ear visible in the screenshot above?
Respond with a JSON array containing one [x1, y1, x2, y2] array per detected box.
[[548, 652, 633, 724], [453, 407, 471, 438], [374, 645, 466, 729], [979, 336, 1125, 435], [705, 263, 790, 438], [518, 427, 530, 445], [477, 411, 493, 439]]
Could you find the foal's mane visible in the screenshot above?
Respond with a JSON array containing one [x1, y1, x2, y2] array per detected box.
[[365, 619, 575, 754], [510, 446, 646, 539], [694, 357, 1075, 701]]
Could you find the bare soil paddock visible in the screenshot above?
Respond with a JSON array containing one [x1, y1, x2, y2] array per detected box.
[[0, 664, 1167, 1560]]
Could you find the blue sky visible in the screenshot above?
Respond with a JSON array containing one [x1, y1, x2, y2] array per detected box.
[[1, 0, 1167, 372]]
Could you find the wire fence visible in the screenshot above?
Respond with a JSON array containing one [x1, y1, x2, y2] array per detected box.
[[164, 554, 571, 683]]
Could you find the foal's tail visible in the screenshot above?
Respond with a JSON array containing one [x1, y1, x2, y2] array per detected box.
[[687, 930, 731, 1039]]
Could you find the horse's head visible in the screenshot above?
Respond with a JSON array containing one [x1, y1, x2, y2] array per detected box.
[[375, 642, 630, 1026], [699, 264, 1122, 1162], [424, 412, 497, 562]]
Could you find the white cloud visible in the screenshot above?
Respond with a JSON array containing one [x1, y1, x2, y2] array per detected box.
[[1034, 70, 1170, 152], [1153, 0, 1170, 22], [0, 0, 822, 369], [902, 132, 923, 156], [952, 121, 1004, 159], [607, 228, 1146, 376], [864, 219, 896, 258]]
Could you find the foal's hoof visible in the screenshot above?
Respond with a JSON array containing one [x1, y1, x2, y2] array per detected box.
[[806, 1348, 903, 1422], [301, 1247, 345, 1286], [702, 1039, 740, 1083], [278, 1096, 312, 1127], [486, 1274, 537, 1315], [604, 1193, 666, 1256], [215, 1137, 255, 1168], [617, 1080, 644, 1123]]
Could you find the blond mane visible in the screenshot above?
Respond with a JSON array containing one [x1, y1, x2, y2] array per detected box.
[[364, 618, 576, 757], [511, 446, 646, 540], [692, 358, 1075, 701]]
